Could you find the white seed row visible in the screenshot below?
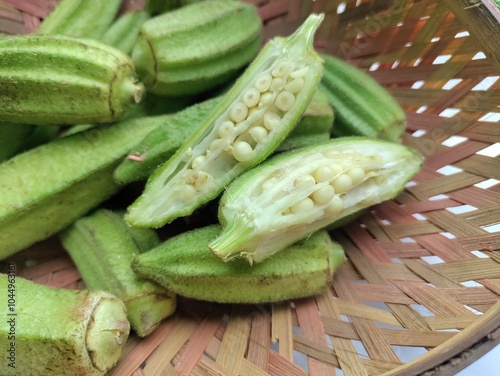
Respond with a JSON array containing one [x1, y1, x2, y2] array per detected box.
[[259, 152, 384, 216], [180, 59, 308, 197]]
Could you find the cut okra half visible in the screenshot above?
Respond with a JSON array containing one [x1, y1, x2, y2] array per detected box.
[[209, 137, 423, 264], [125, 14, 325, 228]]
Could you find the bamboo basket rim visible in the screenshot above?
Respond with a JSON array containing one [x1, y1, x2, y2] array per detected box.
[[1, 0, 500, 375]]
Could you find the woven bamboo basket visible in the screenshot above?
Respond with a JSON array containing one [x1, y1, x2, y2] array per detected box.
[[1, 0, 500, 375]]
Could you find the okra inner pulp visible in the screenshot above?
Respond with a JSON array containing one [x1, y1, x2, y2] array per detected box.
[[177, 58, 311, 203], [210, 139, 423, 263]]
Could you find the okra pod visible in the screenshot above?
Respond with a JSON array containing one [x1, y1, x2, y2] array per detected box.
[[132, 225, 345, 304], [125, 14, 325, 228], [100, 10, 150, 55], [0, 115, 162, 260], [60, 209, 176, 337], [0, 34, 143, 125], [0, 274, 129, 376], [37, 0, 122, 40], [320, 53, 406, 142], [132, 0, 263, 96], [209, 137, 423, 263]]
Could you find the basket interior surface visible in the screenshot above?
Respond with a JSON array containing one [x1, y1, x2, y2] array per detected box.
[[1, 0, 500, 375]]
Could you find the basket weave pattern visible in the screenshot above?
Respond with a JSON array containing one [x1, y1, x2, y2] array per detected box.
[[1, 0, 499, 375]]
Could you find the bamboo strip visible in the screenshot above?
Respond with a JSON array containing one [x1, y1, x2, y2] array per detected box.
[[462, 121, 500, 143], [403, 259, 462, 288], [334, 299, 403, 327], [352, 284, 416, 304], [141, 317, 198, 375], [426, 210, 487, 236], [383, 220, 442, 239], [271, 302, 294, 361], [246, 308, 271, 371], [343, 222, 393, 262], [456, 154, 500, 180], [425, 315, 478, 330], [408, 171, 486, 200], [111, 318, 178, 376], [447, 186, 500, 208], [295, 297, 337, 375], [215, 305, 252, 374], [424, 140, 488, 171], [173, 313, 221, 376], [333, 269, 401, 362], [433, 258, 500, 282], [392, 280, 477, 316], [268, 350, 309, 376], [459, 204, 500, 227], [316, 290, 369, 376]]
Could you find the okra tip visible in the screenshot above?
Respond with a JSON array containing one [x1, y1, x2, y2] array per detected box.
[[285, 13, 325, 59], [86, 295, 130, 372]]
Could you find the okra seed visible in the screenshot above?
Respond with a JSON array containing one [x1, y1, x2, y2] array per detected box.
[[209, 138, 231, 152], [259, 92, 274, 107], [285, 78, 304, 94], [229, 102, 248, 123], [348, 167, 365, 185], [332, 174, 352, 194], [254, 73, 272, 92], [247, 106, 259, 118], [290, 198, 315, 213], [294, 174, 316, 189], [325, 196, 344, 214], [191, 155, 206, 170], [242, 88, 260, 108], [312, 166, 335, 183], [194, 171, 212, 190], [263, 112, 282, 131], [270, 77, 286, 92], [182, 184, 198, 201], [291, 65, 309, 79], [272, 60, 293, 78], [330, 163, 344, 176], [275, 91, 295, 112], [312, 185, 335, 204], [217, 120, 235, 138], [249, 126, 268, 143], [232, 141, 253, 162]]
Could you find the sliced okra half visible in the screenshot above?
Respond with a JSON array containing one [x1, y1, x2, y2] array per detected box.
[[125, 14, 325, 228], [209, 137, 423, 264]]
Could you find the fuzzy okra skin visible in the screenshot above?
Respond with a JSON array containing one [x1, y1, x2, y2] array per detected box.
[[132, 225, 345, 304], [37, 0, 122, 40], [210, 137, 423, 263], [0, 274, 129, 376], [60, 209, 176, 337], [132, 0, 263, 96], [101, 10, 150, 55], [0, 115, 162, 261], [320, 54, 406, 142], [125, 14, 325, 228], [0, 34, 143, 125]]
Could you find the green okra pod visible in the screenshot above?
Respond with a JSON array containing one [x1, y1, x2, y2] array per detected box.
[[125, 14, 325, 228], [132, 0, 263, 96], [0, 274, 129, 376], [101, 10, 150, 55], [132, 225, 345, 304], [0, 34, 143, 125], [209, 137, 423, 263], [60, 209, 176, 337], [37, 0, 122, 40], [0, 115, 163, 261], [320, 53, 406, 142]]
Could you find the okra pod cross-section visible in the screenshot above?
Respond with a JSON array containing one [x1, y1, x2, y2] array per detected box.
[[126, 14, 326, 228]]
